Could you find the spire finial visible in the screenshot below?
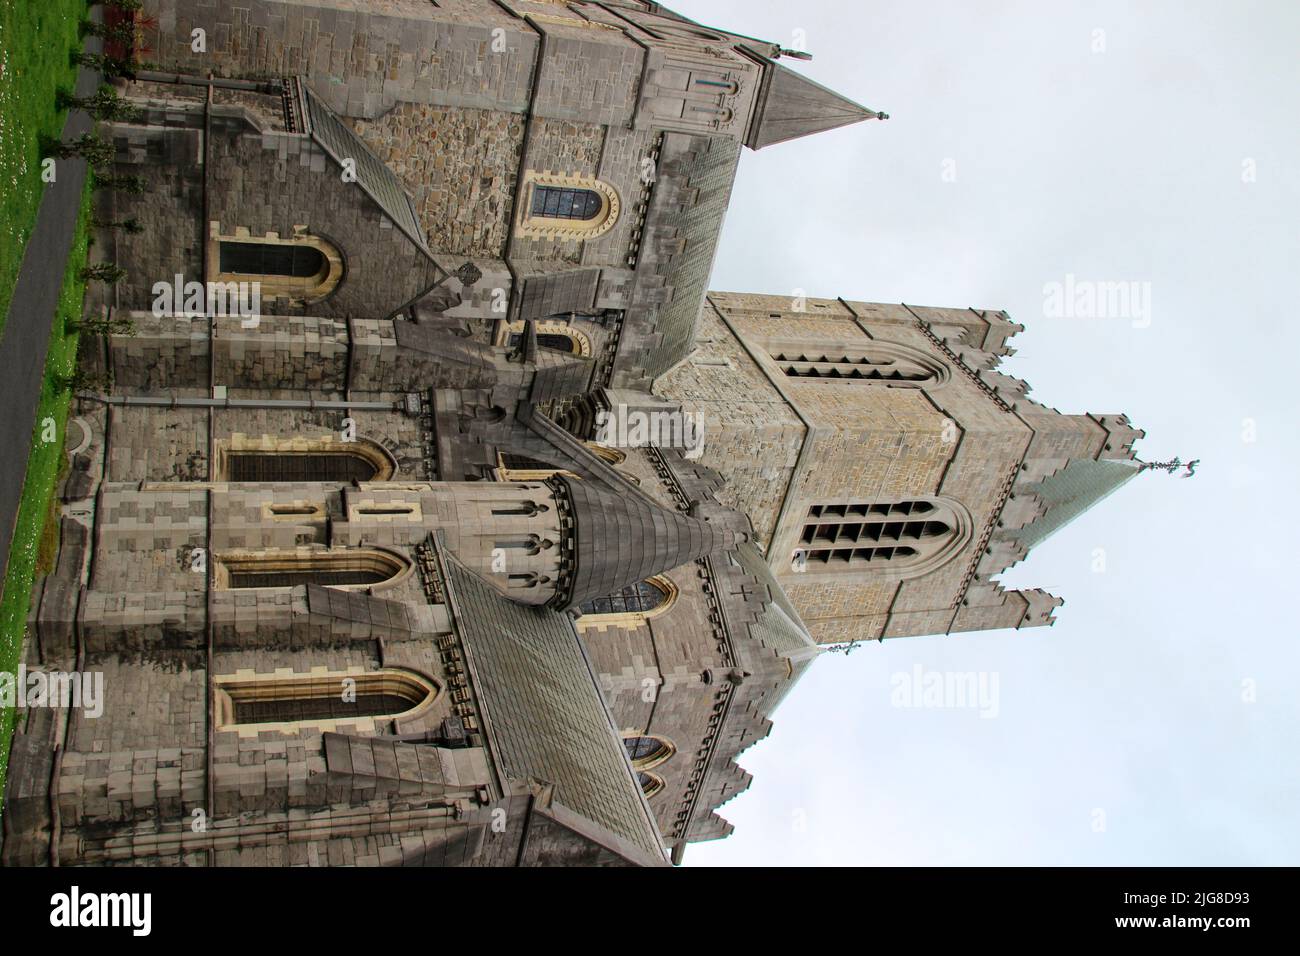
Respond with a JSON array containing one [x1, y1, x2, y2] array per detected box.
[[1136, 456, 1199, 478]]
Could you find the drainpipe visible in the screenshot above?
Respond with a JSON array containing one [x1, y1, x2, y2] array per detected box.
[[77, 393, 400, 411]]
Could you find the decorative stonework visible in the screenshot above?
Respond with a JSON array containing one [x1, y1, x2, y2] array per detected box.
[[206, 222, 345, 305], [495, 318, 594, 356], [514, 170, 621, 241], [212, 434, 397, 482], [212, 665, 440, 738], [212, 546, 414, 592], [346, 498, 424, 524], [574, 574, 679, 633]]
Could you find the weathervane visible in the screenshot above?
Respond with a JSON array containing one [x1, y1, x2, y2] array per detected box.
[[1137, 456, 1199, 478]]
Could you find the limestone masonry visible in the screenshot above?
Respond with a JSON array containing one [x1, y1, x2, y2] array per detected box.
[[2, 0, 1144, 867]]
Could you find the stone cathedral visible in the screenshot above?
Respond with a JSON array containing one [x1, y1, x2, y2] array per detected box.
[[2, 0, 1146, 866]]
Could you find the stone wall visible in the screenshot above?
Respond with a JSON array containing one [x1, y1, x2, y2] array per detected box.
[[349, 105, 525, 258], [653, 300, 805, 547]]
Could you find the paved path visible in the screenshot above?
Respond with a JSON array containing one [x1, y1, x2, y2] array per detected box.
[[0, 33, 101, 605]]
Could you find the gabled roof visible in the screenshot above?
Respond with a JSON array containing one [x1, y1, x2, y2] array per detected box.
[[1014, 458, 1140, 549], [744, 56, 886, 149], [437, 546, 668, 866], [302, 83, 430, 253]]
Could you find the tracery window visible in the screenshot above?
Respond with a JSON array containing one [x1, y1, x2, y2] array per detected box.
[[772, 351, 935, 383], [574, 575, 678, 632], [637, 771, 666, 798], [793, 499, 971, 576], [623, 734, 675, 770], [579, 580, 668, 616]]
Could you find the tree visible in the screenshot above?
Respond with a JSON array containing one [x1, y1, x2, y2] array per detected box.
[[50, 367, 114, 395], [65, 311, 137, 337], [80, 20, 139, 46], [79, 263, 128, 284], [92, 173, 147, 194], [43, 133, 115, 167], [57, 85, 141, 122], [92, 216, 144, 234], [71, 52, 138, 80]]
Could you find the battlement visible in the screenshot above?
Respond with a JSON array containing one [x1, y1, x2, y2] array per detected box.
[[1089, 414, 1145, 460]]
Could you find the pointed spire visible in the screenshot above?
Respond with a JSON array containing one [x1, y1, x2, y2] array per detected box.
[[1012, 458, 1141, 549], [547, 474, 746, 610], [745, 58, 886, 150]]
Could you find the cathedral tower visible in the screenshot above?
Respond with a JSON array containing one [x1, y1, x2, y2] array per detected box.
[[653, 293, 1143, 645]]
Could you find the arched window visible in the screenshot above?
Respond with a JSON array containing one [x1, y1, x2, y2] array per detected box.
[[516, 172, 620, 241], [792, 499, 972, 577], [623, 734, 675, 770], [774, 352, 932, 382], [214, 667, 438, 735], [214, 547, 412, 591], [694, 78, 740, 94], [637, 771, 666, 798], [531, 186, 603, 221], [768, 343, 948, 387], [507, 331, 581, 354], [207, 226, 344, 304], [575, 575, 678, 632], [220, 241, 325, 278], [215, 435, 396, 482], [496, 319, 593, 357], [580, 580, 667, 616]]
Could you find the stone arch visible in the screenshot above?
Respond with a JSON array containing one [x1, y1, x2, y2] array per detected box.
[[214, 434, 397, 482], [575, 575, 678, 632], [498, 319, 594, 357], [767, 340, 950, 388], [791, 498, 974, 579], [515, 171, 621, 241], [622, 733, 676, 771], [213, 546, 413, 592], [207, 223, 345, 304], [213, 666, 439, 736]]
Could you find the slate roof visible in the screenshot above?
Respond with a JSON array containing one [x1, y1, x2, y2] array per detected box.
[[638, 134, 742, 380], [732, 542, 819, 662], [1014, 458, 1141, 549], [303, 84, 430, 253], [744, 56, 885, 149], [303, 583, 415, 636], [550, 472, 746, 609], [438, 548, 667, 866]]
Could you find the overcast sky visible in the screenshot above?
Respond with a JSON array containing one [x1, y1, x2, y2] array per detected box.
[[673, 0, 1300, 866]]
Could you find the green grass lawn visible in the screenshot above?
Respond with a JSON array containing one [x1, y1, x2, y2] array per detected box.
[[0, 182, 91, 804], [0, 0, 87, 334]]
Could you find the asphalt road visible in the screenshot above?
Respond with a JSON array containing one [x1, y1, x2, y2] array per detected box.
[[0, 33, 100, 607]]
